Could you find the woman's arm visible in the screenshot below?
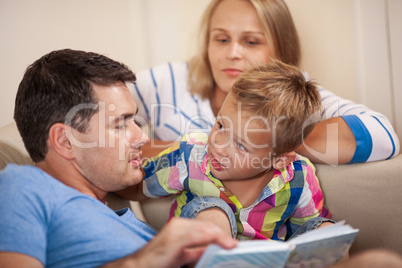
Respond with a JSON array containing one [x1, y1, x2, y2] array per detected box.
[[296, 117, 356, 165], [296, 85, 400, 164]]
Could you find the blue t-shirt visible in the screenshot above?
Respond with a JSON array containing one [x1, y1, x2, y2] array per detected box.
[[0, 164, 156, 267]]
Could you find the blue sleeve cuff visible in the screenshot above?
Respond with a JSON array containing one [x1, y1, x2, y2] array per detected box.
[[341, 115, 373, 163]]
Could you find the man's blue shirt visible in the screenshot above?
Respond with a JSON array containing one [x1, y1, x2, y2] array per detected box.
[[0, 164, 156, 267]]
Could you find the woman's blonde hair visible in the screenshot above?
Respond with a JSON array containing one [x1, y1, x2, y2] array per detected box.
[[188, 0, 301, 99], [231, 60, 321, 154]]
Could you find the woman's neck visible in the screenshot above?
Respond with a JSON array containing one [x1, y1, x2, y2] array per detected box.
[[210, 87, 228, 116]]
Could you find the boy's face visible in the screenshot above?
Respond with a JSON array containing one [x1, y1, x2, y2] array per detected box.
[[207, 92, 274, 181], [69, 82, 149, 194]]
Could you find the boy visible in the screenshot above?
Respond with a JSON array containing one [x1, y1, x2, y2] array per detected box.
[[136, 60, 331, 240]]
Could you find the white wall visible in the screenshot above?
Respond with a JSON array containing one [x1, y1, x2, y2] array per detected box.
[[1, 0, 401, 144], [287, 0, 358, 101], [386, 0, 402, 145], [0, 0, 150, 127]]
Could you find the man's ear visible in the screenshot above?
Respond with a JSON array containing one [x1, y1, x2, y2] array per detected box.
[[48, 123, 75, 160], [273, 151, 296, 170]]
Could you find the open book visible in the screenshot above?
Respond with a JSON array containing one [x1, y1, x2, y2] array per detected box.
[[195, 221, 359, 268]]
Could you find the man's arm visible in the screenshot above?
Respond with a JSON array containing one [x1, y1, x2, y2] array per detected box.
[[0, 252, 44, 268]]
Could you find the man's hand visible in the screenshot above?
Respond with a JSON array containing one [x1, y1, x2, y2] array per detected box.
[[103, 218, 237, 268]]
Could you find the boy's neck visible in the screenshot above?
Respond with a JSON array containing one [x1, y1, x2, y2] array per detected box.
[[222, 168, 274, 208]]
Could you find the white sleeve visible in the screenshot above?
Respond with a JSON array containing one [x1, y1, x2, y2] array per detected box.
[[318, 85, 400, 162]]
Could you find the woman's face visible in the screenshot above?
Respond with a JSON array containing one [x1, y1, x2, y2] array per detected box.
[[208, 0, 272, 94]]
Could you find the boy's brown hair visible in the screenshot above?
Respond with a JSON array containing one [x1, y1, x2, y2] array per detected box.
[[231, 60, 321, 154]]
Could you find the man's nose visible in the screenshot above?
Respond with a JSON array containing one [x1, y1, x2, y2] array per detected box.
[[127, 123, 149, 148]]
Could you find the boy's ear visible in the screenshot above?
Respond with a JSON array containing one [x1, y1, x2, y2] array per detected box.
[[48, 123, 74, 160], [273, 152, 296, 170]]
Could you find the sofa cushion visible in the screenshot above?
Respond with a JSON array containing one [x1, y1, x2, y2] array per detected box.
[[0, 122, 33, 169]]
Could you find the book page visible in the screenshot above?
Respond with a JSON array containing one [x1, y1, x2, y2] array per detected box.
[[286, 221, 359, 268], [195, 221, 359, 268], [195, 241, 291, 268]]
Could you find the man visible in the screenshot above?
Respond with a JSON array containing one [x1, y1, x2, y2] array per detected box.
[[0, 49, 236, 268]]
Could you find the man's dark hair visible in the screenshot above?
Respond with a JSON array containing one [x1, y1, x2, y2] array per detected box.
[[14, 49, 136, 162]]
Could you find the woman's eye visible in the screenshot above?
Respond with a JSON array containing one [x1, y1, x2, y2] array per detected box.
[[213, 34, 230, 44], [217, 122, 223, 130], [244, 37, 261, 46]]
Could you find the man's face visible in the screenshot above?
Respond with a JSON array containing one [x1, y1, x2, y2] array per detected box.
[[69, 82, 149, 195]]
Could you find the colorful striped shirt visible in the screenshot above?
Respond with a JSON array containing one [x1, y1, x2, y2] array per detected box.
[[142, 133, 331, 241]]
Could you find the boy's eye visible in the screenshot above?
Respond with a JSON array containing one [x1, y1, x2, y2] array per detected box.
[[237, 142, 247, 152], [217, 122, 223, 130]]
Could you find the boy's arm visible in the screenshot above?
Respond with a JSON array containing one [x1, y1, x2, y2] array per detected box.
[[116, 141, 185, 201]]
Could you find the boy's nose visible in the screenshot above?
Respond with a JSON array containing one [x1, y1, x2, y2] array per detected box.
[[211, 133, 229, 157]]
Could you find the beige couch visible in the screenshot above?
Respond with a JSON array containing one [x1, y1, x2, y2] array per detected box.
[[1, 121, 401, 256]]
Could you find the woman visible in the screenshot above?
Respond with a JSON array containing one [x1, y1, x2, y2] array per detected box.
[[131, 0, 399, 164]]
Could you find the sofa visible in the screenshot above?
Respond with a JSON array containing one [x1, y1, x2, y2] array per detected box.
[[1, 121, 401, 256]]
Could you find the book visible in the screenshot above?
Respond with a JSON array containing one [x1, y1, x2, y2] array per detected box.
[[195, 221, 359, 268]]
